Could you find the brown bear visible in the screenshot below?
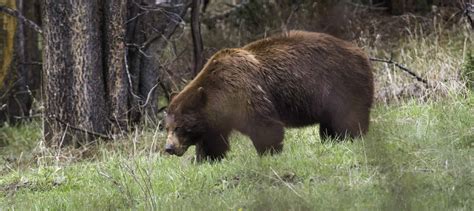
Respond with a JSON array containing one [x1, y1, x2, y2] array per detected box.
[[164, 31, 373, 161]]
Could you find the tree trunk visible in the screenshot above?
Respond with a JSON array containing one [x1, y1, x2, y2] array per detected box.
[[23, 0, 41, 100], [104, 0, 129, 134], [41, 0, 189, 146], [191, 0, 204, 75], [126, 0, 190, 123], [42, 0, 108, 146]]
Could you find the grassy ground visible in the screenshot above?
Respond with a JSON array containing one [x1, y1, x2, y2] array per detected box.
[[0, 13, 472, 210], [0, 93, 472, 210]]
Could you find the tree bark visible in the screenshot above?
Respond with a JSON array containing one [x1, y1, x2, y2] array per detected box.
[[42, 0, 108, 146], [104, 0, 129, 134], [41, 0, 190, 146]]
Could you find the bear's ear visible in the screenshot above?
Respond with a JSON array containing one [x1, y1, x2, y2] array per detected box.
[[169, 92, 179, 102], [196, 87, 207, 106], [181, 87, 207, 112]]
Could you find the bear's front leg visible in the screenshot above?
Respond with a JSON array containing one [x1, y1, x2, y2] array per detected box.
[[195, 131, 230, 162]]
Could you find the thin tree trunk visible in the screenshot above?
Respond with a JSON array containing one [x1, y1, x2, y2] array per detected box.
[[70, 0, 108, 137], [12, 0, 28, 120], [104, 0, 129, 134], [126, 0, 190, 123], [23, 0, 41, 99], [42, 0, 73, 145], [191, 0, 204, 76], [0, 0, 39, 124]]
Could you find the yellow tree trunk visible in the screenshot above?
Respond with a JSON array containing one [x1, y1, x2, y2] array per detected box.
[[0, 0, 16, 90]]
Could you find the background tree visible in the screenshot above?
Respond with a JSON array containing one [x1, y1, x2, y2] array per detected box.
[[40, 0, 190, 146], [126, 0, 190, 122], [0, 0, 41, 124], [41, 0, 110, 146]]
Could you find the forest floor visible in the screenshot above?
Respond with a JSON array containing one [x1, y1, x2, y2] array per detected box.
[[0, 93, 472, 210]]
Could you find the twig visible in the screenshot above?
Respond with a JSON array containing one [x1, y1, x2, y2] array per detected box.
[[139, 83, 159, 108], [12, 114, 42, 119], [0, 5, 42, 34], [124, 49, 142, 101], [126, 43, 152, 58], [345, 1, 389, 11], [269, 167, 308, 203], [370, 57, 429, 86], [49, 115, 113, 140], [20, 61, 42, 66], [159, 81, 171, 102], [133, 0, 185, 11], [157, 106, 167, 113], [126, 10, 150, 24]]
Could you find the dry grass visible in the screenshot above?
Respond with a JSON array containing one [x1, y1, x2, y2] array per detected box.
[[358, 12, 473, 103], [163, 4, 473, 104]]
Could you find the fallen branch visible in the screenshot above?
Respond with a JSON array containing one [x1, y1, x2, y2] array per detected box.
[[370, 57, 429, 86], [49, 115, 113, 140], [345, 1, 389, 11], [0, 5, 42, 34]]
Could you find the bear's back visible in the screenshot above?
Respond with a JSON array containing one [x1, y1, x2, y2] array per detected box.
[[240, 31, 373, 127]]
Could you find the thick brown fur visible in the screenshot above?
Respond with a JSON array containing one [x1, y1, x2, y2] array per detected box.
[[165, 31, 374, 161]]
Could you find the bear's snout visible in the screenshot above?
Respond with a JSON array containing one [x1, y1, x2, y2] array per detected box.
[[164, 140, 187, 156], [165, 143, 176, 155]]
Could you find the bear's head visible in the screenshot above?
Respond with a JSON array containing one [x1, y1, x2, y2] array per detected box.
[[164, 86, 207, 156]]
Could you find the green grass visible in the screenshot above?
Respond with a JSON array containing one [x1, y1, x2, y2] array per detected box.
[[0, 94, 473, 210]]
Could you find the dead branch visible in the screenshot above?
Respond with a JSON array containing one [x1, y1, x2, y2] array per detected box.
[[49, 115, 113, 140], [20, 61, 42, 66], [370, 57, 429, 86], [159, 81, 171, 102], [133, 0, 186, 11], [157, 106, 167, 113], [126, 10, 150, 24], [0, 5, 42, 34], [345, 1, 389, 11], [465, 3, 474, 29], [139, 83, 159, 108], [140, 2, 190, 52]]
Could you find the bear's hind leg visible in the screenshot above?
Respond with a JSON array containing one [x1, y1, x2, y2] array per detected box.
[[247, 120, 284, 156], [331, 108, 369, 139], [319, 122, 336, 141]]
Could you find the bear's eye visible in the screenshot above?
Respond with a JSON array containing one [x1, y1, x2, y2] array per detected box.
[[175, 126, 193, 135]]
